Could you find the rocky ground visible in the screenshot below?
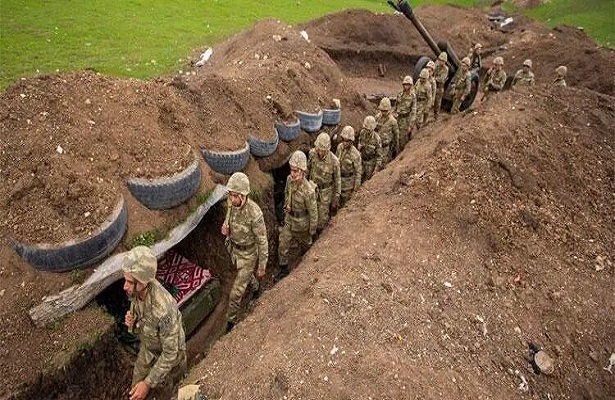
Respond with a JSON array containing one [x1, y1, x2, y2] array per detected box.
[[0, 4, 613, 399]]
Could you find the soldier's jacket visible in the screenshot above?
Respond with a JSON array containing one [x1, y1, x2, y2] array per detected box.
[[467, 51, 482, 70], [415, 80, 433, 107], [429, 77, 437, 107], [307, 149, 341, 203], [553, 77, 566, 87], [484, 68, 507, 92], [395, 90, 417, 124], [336, 143, 362, 193], [451, 69, 471, 97], [131, 280, 186, 388], [357, 128, 383, 167], [284, 176, 318, 235], [225, 197, 268, 269], [513, 69, 534, 86], [375, 112, 399, 154], [434, 63, 449, 90]]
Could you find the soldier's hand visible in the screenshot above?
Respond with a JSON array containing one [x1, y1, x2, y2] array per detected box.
[[256, 265, 266, 278], [124, 311, 134, 329], [284, 205, 291, 214], [330, 199, 339, 212], [221, 223, 229, 236], [129, 381, 150, 400]]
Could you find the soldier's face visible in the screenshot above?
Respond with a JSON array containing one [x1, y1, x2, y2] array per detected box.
[[316, 148, 327, 159], [523, 65, 530, 71], [229, 192, 245, 207], [290, 166, 304, 182], [402, 83, 411, 91], [342, 140, 352, 148], [123, 273, 146, 299]]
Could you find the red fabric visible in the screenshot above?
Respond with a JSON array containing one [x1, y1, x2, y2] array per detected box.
[[156, 250, 213, 307]]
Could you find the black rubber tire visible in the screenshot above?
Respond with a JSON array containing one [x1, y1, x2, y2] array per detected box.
[[201, 142, 250, 175], [322, 108, 341, 126], [296, 110, 323, 133], [275, 119, 301, 142], [248, 130, 280, 157], [127, 157, 202, 210], [413, 55, 432, 82], [460, 71, 480, 111], [12, 197, 128, 272]]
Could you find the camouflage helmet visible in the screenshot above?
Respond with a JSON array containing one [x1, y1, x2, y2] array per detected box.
[[378, 97, 392, 111], [474, 43, 483, 50], [340, 125, 355, 141], [315, 132, 331, 150], [426, 60, 436, 69], [402, 75, 414, 85], [363, 115, 377, 130], [227, 172, 250, 195], [438, 52, 448, 62], [523, 59, 532, 68], [493, 56, 504, 65], [419, 68, 429, 79], [461, 57, 471, 67], [556, 65, 567, 76], [289, 150, 307, 171], [122, 246, 157, 284]]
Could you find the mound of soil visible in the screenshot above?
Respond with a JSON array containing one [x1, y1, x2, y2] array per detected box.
[[189, 85, 614, 399]]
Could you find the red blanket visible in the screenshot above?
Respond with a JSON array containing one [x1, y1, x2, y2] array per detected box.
[[156, 251, 213, 307]]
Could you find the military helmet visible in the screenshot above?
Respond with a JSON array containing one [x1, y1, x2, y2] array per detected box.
[[227, 172, 250, 195], [475, 43, 483, 50], [493, 56, 504, 65], [461, 57, 471, 67], [556, 65, 567, 76], [315, 132, 331, 150], [523, 59, 532, 68], [340, 125, 355, 141], [438, 52, 448, 62], [402, 75, 414, 85], [363, 115, 377, 130], [122, 246, 157, 284], [378, 97, 392, 111], [289, 150, 307, 171], [427, 61, 436, 70], [419, 68, 429, 79]]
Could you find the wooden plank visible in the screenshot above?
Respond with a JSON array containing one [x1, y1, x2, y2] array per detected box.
[[28, 185, 227, 327]]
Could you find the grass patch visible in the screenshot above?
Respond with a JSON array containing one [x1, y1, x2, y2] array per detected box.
[[128, 229, 161, 248]]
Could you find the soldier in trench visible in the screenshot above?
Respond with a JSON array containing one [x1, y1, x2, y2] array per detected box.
[[336, 125, 362, 206], [395, 75, 417, 147], [433, 52, 450, 120], [123, 246, 187, 400], [220, 172, 268, 333], [307, 132, 341, 232]]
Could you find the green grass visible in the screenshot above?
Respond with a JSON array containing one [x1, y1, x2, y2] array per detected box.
[[525, 0, 614, 47], [1, 0, 612, 90]]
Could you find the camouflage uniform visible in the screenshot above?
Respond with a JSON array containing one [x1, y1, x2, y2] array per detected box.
[[414, 72, 433, 129], [483, 57, 507, 99], [395, 83, 417, 148], [467, 44, 482, 70], [553, 77, 566, 87], [433, 60, 449, 118], [513, 69, 535, 86], [278, 175, 318, 266], [307, 147, 341, 230], [553, 65, 567, 87], [224, 197, 268, 323], [336, 140, 362, 207], [131, 281, 187, 398], [451, 59, 472, 114], [357, 117, 383, 182], [375, 100, 399, 165]]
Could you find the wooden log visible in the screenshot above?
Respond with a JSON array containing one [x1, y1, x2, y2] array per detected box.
[[28, 185, 227, 327]]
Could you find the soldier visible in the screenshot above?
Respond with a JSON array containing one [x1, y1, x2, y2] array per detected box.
[[512, 59, 535, 87], [433, 52, 450, 120], [395, 75, 417, 148], [415, 68, 433, 129], [123, 246, 187, 400], [336, 126, 362, 206], [553, 65, 567, 87], [450, 57, 472, 114], [467, 43, 482, 71], [482, 56, 507, 100], [221, 172, 268, 333], [307, 132, 341, 231], [375, 97, 399, 165], [425, 60, 437, 121], [277, 151, 318, 281], [358, 116, 383, 182]]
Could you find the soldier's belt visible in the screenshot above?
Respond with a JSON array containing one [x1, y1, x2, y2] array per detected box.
[[417, 96, 427, 101], [341, 172, 354, 178], [289, 210, 308, 218], [317, 182, 332, 190], [232, 241, 256, 251], [397, 112, 410, 117]]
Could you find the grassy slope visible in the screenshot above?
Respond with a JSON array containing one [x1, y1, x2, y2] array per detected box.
[[1, 0, 612, 90]]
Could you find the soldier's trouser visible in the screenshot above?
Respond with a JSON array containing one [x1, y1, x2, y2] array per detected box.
[[278, 225, 312, 266], [362, 160, 377, 182], [317, 188, 334, 230], [132, 350, 187, 399], [226, 250, 259, 322], [397, 116, 412, 148], [379, 144, 391, 166], [434, 87, 444, 116], [415, 101, 428, 128], [451, 91, 465, 114], [340, 176, 356, 206]]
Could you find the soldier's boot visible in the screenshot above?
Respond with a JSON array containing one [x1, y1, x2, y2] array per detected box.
[[225, 321, 235, 333], [251, 281, 261, 301], [274, 265, 289, 283]]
